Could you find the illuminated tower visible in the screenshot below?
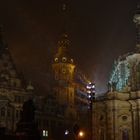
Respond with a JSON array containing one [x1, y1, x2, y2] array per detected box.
[[51, 33, 77, 123], [51, 1, 77, 120], [52, 34, 75, 107]]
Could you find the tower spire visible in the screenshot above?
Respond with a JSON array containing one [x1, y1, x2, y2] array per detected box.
[[54, 0, 72, 63], [60, 0, 70, 41], [53, 1, 73, 64], [60, 0, 70, 34]]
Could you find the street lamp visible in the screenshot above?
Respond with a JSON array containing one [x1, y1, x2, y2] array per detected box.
[[73, 124, 85, 140], [86, 82, 95, 140], [64, 130, 69, 135], [78, 130, 85, 138]]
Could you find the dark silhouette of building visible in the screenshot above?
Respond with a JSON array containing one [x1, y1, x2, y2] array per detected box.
[[16, 99, 41, 140]]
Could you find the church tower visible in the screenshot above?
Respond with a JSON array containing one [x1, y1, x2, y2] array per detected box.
[[52, 33, 75, 107], [51, 2, 76, 111]]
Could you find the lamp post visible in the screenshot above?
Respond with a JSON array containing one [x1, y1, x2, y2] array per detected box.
[[78, 130, 85, 139], [86, 82, 95, 140], [73, 124, 85, 140]]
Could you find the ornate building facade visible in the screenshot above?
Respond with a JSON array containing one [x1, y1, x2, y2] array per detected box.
[[0, 4, 90, 139], [0, 28, 90, 140], [92, 4, 140, 140], [0, 29, 33, 133], [34, 3, 90, 140]]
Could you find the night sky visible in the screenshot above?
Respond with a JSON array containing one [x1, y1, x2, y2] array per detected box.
[[0, 0, 138, 93]]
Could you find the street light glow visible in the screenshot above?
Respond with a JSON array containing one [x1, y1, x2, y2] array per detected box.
[[87, 90, 91, 94], [86, 85, 91, 89], [92, 84, 95, 88], [78, 131, 84, 138], [88, 94, 91, 98], [64, 130, 69, 135]]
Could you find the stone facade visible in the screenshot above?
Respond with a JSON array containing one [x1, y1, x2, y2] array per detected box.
[[93, 91, 140, 140], [0, 30, 33, 133], [0, 30, 89, 140], [92, 4, 140, 140]]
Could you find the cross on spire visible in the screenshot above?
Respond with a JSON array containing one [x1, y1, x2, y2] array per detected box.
[[60, 0, 70, 34]]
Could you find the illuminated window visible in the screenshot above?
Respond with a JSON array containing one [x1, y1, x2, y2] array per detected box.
[[62, 57, 67, 62], [43, 130, 48, 137]]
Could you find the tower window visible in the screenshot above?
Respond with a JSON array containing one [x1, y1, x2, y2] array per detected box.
[[43, 130, 48, 137], [62, 68, 66, 73], [55, 75, 59, 80]]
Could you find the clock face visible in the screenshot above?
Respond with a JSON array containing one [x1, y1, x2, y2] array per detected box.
[[62, 57, 67, 62], [54, 57, 58, 62]]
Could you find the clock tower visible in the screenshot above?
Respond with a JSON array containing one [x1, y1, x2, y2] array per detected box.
[[51, 33, 77, 121], [52, 34, 75, 108]]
